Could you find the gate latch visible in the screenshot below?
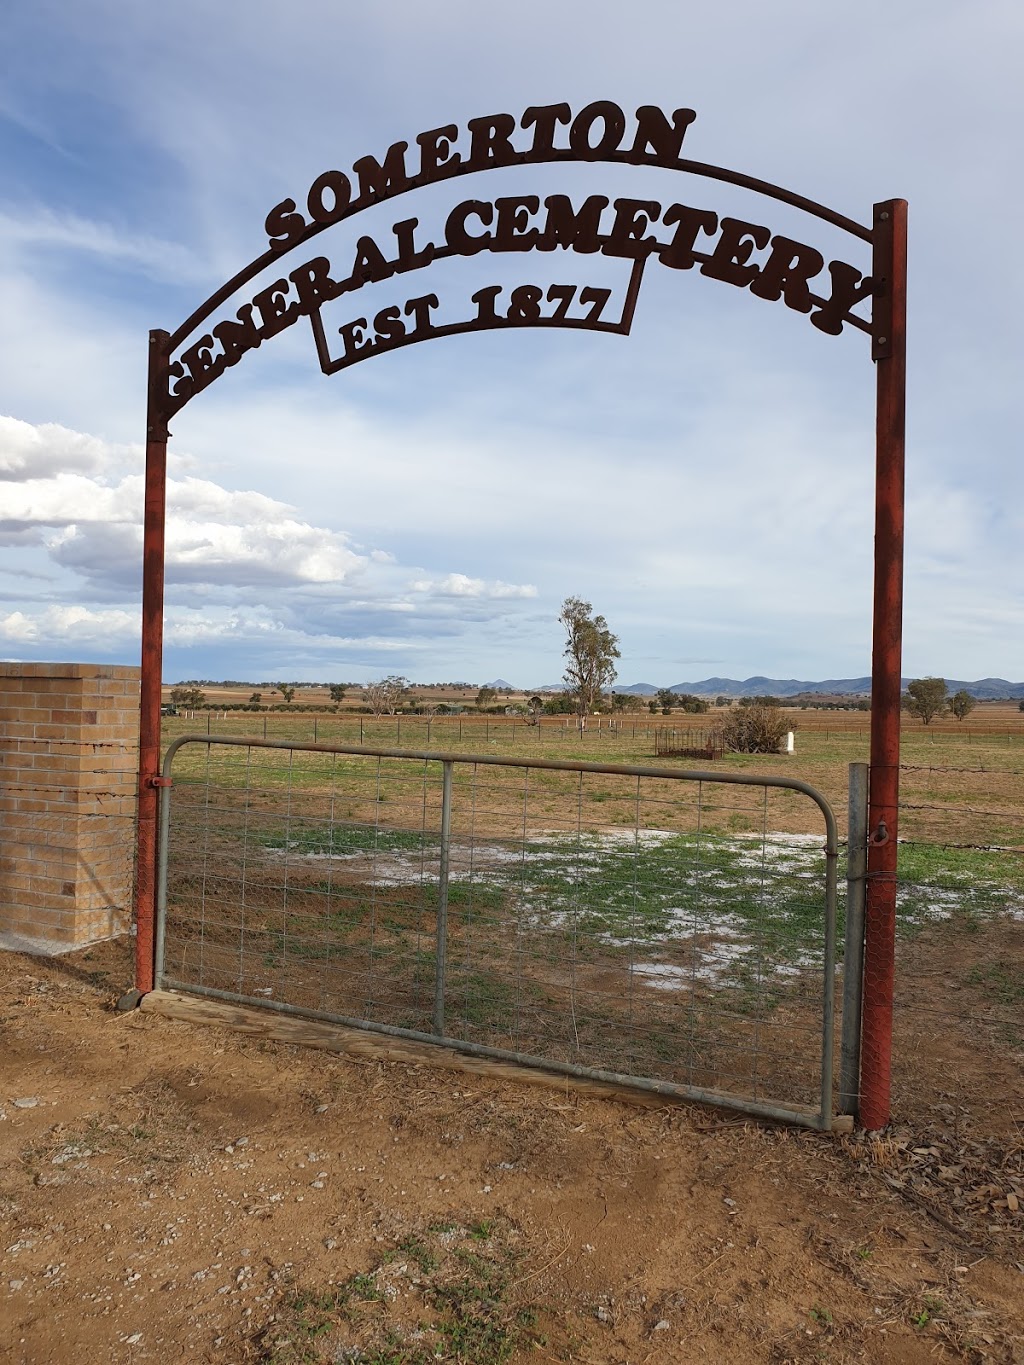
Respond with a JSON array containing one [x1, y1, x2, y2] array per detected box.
[[869, 818, 889, 845], [148, 776, 173, 789]]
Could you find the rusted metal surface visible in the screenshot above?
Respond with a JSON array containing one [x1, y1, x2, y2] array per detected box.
[[156, 105, 875, 419], [861, 199, 908, 1131], [166, 103, 871, 356], [134, 328, 171, 995], [307, 266, 644, 378]]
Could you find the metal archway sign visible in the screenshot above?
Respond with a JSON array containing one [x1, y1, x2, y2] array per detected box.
[[136, 101, 906, 1129]]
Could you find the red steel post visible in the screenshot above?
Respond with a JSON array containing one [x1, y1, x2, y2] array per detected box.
[[861, 200, 908, 1130], [134, 329, 171, 994]]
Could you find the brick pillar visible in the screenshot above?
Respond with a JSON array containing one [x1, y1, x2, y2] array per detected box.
[[0, 662, 140, 953]]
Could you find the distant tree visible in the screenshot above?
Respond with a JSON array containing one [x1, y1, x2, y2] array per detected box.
[[476, 685, 498, 709], [675, 692, 709, 714], [278, 683, 296, 705], [1019, 700, 1024, 713], [903, 677, 947, 725], [328, 684, 347, 709], [526, 694, 544, 715], [948, 689, 976, 722], [365, 675, 408, 717], [715, 696, 733, 708], [248, 691, 262, 709], [170, 685, 206, 708], [559, 596, 620, 720], [611, 692, 643, 712], [543, 694, 574, 715]]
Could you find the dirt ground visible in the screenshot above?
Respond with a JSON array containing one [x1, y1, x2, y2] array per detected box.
[[2, 937, 1022, 1365]]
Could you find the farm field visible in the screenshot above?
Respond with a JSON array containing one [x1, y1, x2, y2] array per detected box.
[[156, 710, 1024, 1128], [1, 707, 1020, 1364]]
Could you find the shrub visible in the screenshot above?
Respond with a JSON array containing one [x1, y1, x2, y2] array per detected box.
[[720, 704, 789, 754]]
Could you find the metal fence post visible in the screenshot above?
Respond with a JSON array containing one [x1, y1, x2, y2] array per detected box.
[[133, 328, 171, 997], [433, 760, 453, 1037], [818, 820, 840, 1132], [839, 762, 869, 1116], [862, 198, 908, 1131], [154, 763, 174, 989]]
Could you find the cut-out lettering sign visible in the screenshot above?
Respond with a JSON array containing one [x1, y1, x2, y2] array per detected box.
[[161, 103, 876, 420]]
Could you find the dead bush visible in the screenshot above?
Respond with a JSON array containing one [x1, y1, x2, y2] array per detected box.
[[719, 704, 789, 754]]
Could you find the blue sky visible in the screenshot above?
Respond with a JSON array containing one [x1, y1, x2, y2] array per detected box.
[[1, 1, 1021, 687]]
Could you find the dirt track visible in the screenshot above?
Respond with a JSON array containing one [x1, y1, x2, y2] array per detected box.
[[2, 937, 1022, 1364]]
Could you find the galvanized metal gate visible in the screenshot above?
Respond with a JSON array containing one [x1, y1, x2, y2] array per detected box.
[[155, 736, 861, 1130]]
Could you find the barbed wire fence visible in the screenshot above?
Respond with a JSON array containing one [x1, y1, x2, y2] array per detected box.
[[889, 755, 1024, 1130]]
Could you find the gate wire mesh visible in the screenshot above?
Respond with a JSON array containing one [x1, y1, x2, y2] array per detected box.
[[157, 737, 838, 1127]]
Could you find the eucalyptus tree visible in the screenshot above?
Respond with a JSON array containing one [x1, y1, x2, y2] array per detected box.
[[559, 597, 620, 721]]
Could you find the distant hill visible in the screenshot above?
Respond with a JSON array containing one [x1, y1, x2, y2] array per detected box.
[[673, 676, 874, 698], [668, 676, 1024, 700], [533, 677, 1024, 700]]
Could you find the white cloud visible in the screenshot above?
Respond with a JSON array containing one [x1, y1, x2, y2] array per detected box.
[[410, 573, 537, 599], [0, 421, 368, 588], [0, 415, 113, 482], [161, 607, 419, 652], [165, 515, 363, 585], [0, 604, 137, 644], [0, 415, 547, 671]]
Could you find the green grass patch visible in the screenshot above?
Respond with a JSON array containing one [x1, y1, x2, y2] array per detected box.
[[480, 830, 829, 970], [896, 842, 1024, 931], [253, 1217, 543, 1364], [963, 963, 1024, 1005], [260, 823, 433, 857], [448, 970, 524, 1031]]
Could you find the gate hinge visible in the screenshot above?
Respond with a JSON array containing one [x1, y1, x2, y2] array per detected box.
[[149, 776, 173, 789]]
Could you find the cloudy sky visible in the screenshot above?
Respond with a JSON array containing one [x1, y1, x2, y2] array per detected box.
[[1, 1, 1021, 687]]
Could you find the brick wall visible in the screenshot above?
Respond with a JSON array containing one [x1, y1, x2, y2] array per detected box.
[[0, 662, 140, 953]]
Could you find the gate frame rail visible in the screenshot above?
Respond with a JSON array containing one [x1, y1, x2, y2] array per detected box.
[[157, 734, 847, 1130]]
